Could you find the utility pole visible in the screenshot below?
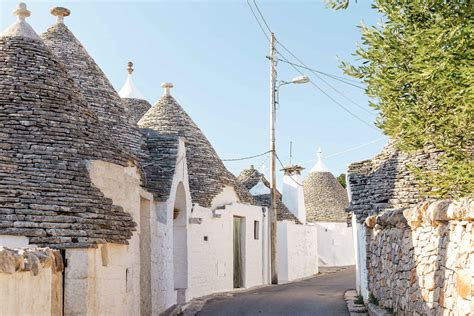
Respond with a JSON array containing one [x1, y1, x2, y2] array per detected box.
[[269, 32, 278, 285]]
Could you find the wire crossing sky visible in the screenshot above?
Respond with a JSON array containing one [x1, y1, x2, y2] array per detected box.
[[0, 0, 387, 184]]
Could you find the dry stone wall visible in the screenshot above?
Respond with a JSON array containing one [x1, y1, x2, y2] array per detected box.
[[365, 199, 473, 315]]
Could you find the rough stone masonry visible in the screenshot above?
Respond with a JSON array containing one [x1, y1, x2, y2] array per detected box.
[[364, 199, 473, 315]]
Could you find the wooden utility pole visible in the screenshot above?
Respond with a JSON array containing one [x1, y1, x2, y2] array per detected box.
[[269, 32, 278, 285]]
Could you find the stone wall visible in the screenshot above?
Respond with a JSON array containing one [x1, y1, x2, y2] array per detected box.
[[347, 142, 441, 223], [0, 247, 63, 315], [365, 199, 473, 315]]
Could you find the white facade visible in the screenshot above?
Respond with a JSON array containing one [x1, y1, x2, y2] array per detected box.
[[315, 222, 355, 267], [282, 171, 306, 224], [277, 221, 318, 283]]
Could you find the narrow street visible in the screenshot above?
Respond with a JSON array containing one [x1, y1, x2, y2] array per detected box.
[[198, 266, 355, 316]]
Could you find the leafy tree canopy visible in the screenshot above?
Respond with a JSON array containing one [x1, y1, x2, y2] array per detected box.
[[335, 0, 473, 198]]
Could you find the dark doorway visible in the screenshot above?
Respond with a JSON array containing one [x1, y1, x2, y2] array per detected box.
[[233, 216, 244, 288]]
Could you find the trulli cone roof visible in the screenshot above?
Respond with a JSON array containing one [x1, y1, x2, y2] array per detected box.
[[0, 3, 136, 247], [41, 12, 181, 203], [138, 93, 255, 208], [303, 149, 349, 222], [238, 167, 300, 223], [41, 20, 143, 159]]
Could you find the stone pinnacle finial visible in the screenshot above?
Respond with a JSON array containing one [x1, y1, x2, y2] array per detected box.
[[161, 82, 174, 96], [13, 2, 30, 22], [127, 62, 134, 75], [51, 7, 70, 24]]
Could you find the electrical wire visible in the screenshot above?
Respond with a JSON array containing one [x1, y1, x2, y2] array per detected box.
[[276, 58, 365, 89], [246, 0, 270, 41], [222, 150, 272, 162], [253, 0, 272, 34], [275, 46, 375, 116], [246, 0, 378, 131], [275, 152, 304, 187]]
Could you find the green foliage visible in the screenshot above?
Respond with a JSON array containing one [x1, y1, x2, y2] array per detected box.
[[368, 292, 379, 305], [325, 0, 350, 10], [337, 173, 347, 188], [354, 294, 364, 305], [341, 0, 474, 198]]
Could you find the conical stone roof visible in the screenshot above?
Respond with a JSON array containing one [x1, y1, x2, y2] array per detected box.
[[41, 17, 143, 159], [0, 4, 136, 247], [303, 151, 348, 222], [238, 167, 300, 223], [139, 90, 254, 208]]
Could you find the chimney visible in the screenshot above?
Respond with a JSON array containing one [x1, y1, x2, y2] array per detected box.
[[281, 165, 306, 223], [50, 7, 70, 24], [161, 82, 173, 96]]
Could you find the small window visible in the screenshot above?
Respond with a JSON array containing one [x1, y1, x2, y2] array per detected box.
[[254, 221, 259, 240]]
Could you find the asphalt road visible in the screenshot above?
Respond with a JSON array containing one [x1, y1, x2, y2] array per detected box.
[[198, 266, 355, 316]]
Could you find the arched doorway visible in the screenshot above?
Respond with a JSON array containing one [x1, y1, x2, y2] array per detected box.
[[173, 182, 188, 304]]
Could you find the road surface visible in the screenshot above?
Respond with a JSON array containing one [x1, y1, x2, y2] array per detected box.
[[198, 266, 355, 316]]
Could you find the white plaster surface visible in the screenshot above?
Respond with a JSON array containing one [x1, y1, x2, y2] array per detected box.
[[282, 173, 306, 223], [186, 202, 269, 300], [355, 221, 369, 300], [315, 222, 355, 267], [0, 235, 29, 248], [277, 221, 318, 283], [66, 160, 147, 316], [0, 264, 57, 316]]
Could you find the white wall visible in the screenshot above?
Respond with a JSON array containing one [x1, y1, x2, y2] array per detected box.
[[0, 248, 62, 316], [186, 198, 269, 300], [282, 173, 306, 223], [64, 244, 134, 316], [151, 139, 191, 313], [277, 221, 318, 283], [315, 222, 355, 267], [81, 160, 150, 316], [354, 221, 369, 301]]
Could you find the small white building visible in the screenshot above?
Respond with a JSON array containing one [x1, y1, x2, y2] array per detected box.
[[303, 149, 355, 267], [238, 166, 319, 284]]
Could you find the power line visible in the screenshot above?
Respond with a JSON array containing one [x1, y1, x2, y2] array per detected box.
[[275, 152, 304, 187], [277, 58, 365, 89], [246, 0, 270, 41], [301, 137, 387, 165], [252, 0, 272, 34], [275, 43, 375, 116], [222, 150, 272, 162], [245, 2, 378, 130], [278, 52, 378, 130]]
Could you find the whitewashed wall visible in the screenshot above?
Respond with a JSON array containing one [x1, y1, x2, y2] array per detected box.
[[277, 221, 318, 283], [0, 247, 62, 316], [315, 222, 355, 267], [77, 160, 150, 315], [186, 190, 269, 300], [152, 139, 192, 313]]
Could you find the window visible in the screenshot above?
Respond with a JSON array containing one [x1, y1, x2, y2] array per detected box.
[[254, 221, 259, 240]]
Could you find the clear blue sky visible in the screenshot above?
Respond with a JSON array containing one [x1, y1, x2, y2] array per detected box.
[[1, 0, 387, 185]]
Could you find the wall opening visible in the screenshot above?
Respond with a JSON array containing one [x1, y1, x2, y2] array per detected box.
[[254, 221, 260, 240], [173, 182, 188, 304], [233, 216, 245, 288], [139, 197, 151, 316]]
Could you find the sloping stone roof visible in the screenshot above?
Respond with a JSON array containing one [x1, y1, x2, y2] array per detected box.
[[0, 26, 136, 247], [41, 19, 178, 203], [303, 171, 349, 222], [139, 129, 180, 201], [41, 22, 142, 160], [347, 142, 441, 222], [238, 167, 301, 223], [123, 98, 152, 125], [139, 94, 255, 208]]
